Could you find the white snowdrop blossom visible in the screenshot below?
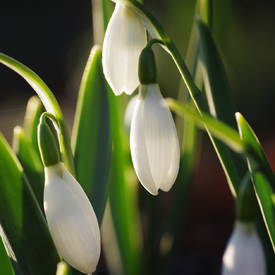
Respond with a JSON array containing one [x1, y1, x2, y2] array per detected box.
[[102, 3, 147, 95], [44, 162, 101, 274], [130, 84, 180, 195], [222, 221, 266, 275]]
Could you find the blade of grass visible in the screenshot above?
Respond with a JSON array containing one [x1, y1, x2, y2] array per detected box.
[[0, 132, 60, 275], [12, 126, 44, 212], [22, 95, 44, 166], [71, 45, 111, 227], [0, 237, 14, 275]]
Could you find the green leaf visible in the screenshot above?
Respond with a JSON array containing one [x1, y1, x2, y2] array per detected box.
[[236, 113, 275, 187], [0, 237, 14, 275], [0, 53, 74, 176], [236, 112, 275, 274], [252, 172, 275, 273], [107, 89, 142, 275], [167, 99, 246, 154], [0, 132, 60, 275], [71, 45, 111, 226], [12, 126, 44, 211], [22, 95, 44, 165]]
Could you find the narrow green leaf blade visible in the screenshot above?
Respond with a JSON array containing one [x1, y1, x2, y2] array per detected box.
[[236, 113, 275, 187], [22, 95, 44, 164], [167, 99, 246, 153], [71, 45, 110, 226], [12, 126, 44, 211], [107, 89, 141, 275], [0, 132, 60, 275], [0, 237, 14, 275], [252, 172, 275, 253]]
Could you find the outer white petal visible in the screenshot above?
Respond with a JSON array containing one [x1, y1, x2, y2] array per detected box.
[[44, 163, 100, 274], [222, 221, 266, 275], [130, 84, 180, 195], [102, 3, 147, 95]]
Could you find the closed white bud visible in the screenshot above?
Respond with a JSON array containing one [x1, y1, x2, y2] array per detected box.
[[130, 84, 180, 195], [102, 3, 147, 95], [222, 221, 266, 275], [44, 162, 100, 274]]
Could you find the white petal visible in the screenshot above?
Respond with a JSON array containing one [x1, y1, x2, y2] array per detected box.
[[222, 221, 266, 275], [44, 163, 100, 274], [102, 3, 147, 95], [130, 84, 180, 195]]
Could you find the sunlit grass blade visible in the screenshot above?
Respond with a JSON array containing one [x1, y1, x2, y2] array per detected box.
[[0, 53, 74, 176], [197, 17, 249, 193], [71, 45, 110, 226], [107, 88, 141, 275], [167, 99, 246, 153], [12, 126, 44, 211], [236, 112, 275, 273], [252, 173, 275, 253], [0, 132, 60, 275], [22, 95, 44, 165], [0, 238, 14, 275]]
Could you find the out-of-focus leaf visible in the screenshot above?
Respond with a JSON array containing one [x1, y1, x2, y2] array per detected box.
[[71, 45, 110, 226], [22, 95, 44, 164], [107, 88, 142, 275], [0, 132, 60, 275], [0, 53, 74, 176], [0, 237, 14, 275], [12, 126, 44, 211], [197, 18, 248, 194]]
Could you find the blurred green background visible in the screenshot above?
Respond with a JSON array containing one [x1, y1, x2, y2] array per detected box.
[[0, 0, 275, 274]]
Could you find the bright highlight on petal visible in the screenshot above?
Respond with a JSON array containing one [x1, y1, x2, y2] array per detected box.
[[102, 3, 147, 95], [44, 162, 101, 274], [130, 84, 180, 195], [222, 221, 266, 275]]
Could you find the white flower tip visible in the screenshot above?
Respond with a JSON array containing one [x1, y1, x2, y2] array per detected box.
[[44, 163, 101, 274]]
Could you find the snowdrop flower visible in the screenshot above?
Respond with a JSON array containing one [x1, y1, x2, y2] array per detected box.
[[38, 116, 100, 274], [102, 3, 147, 95], [130, 84, 180, 195], [222, 221, 266, 275], [130, 46, 180, 195]]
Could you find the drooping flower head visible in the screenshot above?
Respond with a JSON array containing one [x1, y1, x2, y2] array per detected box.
[[38, 115, 100, 274], [222, 221, 266, 275], [102, 3, 147, 95], [130, 45, 180, 195]]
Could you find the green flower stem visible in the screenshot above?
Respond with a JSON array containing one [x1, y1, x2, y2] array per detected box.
[[0, 53, 75, 176]]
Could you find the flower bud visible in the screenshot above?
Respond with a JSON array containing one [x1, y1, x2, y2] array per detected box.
[[222, 221, 266, 275], [102, 3, 147, 95], [130, 84, 180, 195], [44, 162, 101, 274]]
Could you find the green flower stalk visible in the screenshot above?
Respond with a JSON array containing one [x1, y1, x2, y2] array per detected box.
[[38, 114, 101, 274]]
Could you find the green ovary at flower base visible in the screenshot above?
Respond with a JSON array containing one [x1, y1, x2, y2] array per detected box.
[[130, 45, 180, 195], [102, 2, 147, 95], [38, 114, 101, 274]]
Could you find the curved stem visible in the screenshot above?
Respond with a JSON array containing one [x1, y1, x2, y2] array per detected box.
[[0, 53, 75, 176]]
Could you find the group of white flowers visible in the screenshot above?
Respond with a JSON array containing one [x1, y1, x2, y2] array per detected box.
[[40, 2, 266, 275]]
